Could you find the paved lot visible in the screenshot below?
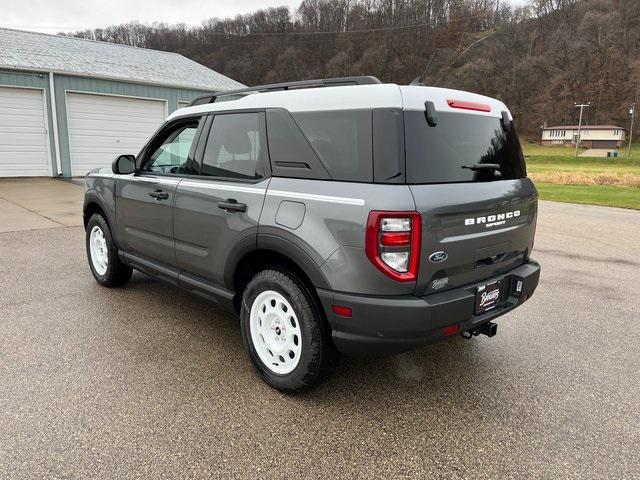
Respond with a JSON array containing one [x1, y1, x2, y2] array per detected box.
[[1, 179, 639, 478], [0, 178, 83, 232]]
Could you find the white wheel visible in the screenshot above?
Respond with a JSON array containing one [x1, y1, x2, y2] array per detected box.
[[249, 290, 302, 375], [89, 225, 108, 276]]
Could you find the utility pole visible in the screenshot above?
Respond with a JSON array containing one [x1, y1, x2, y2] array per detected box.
[[628, 103, 635, 159], [574, 102, 591, 157]]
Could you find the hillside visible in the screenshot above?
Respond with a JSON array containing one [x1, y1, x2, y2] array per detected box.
[[68, 0, 640, 134]]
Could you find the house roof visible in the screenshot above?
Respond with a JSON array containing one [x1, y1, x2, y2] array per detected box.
[[0, 27, 244, 92], [543, 125, 624, 130]]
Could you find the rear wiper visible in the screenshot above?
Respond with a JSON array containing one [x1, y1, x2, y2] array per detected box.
[[461, 163, 501, 171]]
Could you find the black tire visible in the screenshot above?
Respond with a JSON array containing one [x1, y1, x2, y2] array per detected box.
[[240, 269, 337, 393], [85, 213, 132, 287]]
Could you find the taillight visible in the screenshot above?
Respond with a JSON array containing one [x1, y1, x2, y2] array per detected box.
[[365, 211, 421, 282]]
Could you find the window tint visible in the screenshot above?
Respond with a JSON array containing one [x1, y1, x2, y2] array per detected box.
[[201, 113, 264, 180], [292, 110, 373, 182], [373, 109, 404, 183], [405, 111, 526, 184], [142, 121, 200, 175], [266, 109, 329, 180]]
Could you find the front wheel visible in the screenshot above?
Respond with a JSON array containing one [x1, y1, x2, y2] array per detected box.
[[86, 213, 132, 287], [240, 269, 337, 393]]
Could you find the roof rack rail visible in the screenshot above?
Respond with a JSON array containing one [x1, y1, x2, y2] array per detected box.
[[188, 76, 382, 107]]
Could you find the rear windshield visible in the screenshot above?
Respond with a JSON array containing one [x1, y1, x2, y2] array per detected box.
[[405, 111, 526, 184]]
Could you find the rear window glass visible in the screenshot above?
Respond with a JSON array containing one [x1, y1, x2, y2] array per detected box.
[[292, 110, 373, 182], [405, 111, 526, 184]]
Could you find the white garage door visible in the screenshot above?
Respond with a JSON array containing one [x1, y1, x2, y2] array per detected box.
[[67, 93, 166, 177], [0, 87, 50, 177]]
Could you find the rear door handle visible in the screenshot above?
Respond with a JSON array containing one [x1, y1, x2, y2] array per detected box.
[[148, 190, 169, 200], [218, 199, 247, 213]]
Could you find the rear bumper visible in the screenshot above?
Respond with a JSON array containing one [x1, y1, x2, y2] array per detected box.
[[318, 259, 540, 357]]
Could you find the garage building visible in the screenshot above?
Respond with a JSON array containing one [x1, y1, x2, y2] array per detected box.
[[0, 27, 243, 177]]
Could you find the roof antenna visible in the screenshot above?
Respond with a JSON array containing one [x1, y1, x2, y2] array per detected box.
[[410, 48, 439, 86]]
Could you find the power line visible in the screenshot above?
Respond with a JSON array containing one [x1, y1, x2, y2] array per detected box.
[[187, 27, 433, 47], [198, 22, 432, 38], [1, 10, 492, 38], [192, 11, 490, 41], [187, 14, 493, 48]]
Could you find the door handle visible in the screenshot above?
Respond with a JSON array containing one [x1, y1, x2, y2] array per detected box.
[[148, 190, 169, 200], [218, 199, 247, 213]]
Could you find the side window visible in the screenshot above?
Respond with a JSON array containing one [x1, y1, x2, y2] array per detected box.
[[266, 108, 330, 180], [141, 120, 200, 175], [292, 110, 373, 182], [373, 109, 405, 183], [201, 113, 264, 180]]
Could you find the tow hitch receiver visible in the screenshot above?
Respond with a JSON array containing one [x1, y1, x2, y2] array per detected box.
[[461, 321, 498, 339]]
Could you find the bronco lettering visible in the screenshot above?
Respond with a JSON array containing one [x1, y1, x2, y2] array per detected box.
[[465, 210, 521, 227]]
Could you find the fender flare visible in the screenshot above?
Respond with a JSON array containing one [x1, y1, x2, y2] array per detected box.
[[83, 189, 121, 249], [223, 233, 332, 291], [83, 191, 114, 226]]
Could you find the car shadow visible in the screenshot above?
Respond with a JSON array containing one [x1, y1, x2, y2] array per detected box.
[[120, 271, 513, 412]]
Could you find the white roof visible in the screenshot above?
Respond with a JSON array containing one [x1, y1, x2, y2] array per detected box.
[[0, 27, 244, 92], [400, 86, 510, 119], [169, 84, 510, 120]]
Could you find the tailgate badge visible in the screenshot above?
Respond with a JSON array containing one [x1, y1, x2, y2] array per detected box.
[[465, 210, 521, 228], [429, 251, 448, 263]]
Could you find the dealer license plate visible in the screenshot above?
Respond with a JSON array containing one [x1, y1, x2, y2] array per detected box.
[[475, 280, 503, 314]]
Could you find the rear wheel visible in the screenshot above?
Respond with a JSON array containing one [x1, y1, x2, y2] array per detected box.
[[86, 213, 132, 287], [240, 269, 336, 392]]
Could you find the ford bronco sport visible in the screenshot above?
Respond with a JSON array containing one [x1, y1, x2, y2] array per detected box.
[[83, 76, 540, 392]]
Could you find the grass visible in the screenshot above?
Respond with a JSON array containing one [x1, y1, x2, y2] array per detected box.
[[520, 139, 640, 209], [535, 183, 640, 210]]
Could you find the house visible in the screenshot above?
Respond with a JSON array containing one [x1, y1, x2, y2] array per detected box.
[[541, 125, 626, 149], [0, 28, 243, 178]]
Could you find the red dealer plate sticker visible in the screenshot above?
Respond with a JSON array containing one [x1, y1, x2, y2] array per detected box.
[[475, 280, 503, 314]]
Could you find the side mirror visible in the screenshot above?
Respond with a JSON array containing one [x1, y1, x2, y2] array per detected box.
[[112, 155, 136, 175]]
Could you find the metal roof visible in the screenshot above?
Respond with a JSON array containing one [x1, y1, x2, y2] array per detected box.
[[0, 27, 244, 91]]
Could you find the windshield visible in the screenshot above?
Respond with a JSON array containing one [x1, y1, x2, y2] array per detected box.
[[404, 111, 526, 184]]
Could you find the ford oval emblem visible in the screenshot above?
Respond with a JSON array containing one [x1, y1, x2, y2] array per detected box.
[[429, 251, 448, 263]]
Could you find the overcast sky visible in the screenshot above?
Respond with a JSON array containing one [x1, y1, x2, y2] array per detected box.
[[0, 0, 528, 34]]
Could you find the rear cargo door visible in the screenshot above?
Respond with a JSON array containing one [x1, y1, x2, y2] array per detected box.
[[403, 104, 537, 296]]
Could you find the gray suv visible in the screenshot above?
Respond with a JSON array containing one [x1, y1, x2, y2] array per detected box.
[[83, 76, 540, 392]]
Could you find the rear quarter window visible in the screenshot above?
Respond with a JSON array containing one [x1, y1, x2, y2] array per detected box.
[[266, 109, 330, 180], [292, 110, 373, 182], [405, 111, 526, 184]]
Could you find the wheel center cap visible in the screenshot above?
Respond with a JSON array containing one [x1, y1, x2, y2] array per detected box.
[[275, 326, 282, 336]]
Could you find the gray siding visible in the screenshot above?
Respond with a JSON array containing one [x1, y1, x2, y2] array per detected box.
[[1, 69, 211, 177]]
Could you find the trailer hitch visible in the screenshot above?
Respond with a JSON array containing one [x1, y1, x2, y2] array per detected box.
[[461, 321, 498, 339]]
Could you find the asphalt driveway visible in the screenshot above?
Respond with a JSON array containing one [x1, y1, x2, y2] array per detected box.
[[1, 179, 638, 478]]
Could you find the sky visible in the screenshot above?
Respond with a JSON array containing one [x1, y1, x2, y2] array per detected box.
[[0, 0, 529, 35]]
